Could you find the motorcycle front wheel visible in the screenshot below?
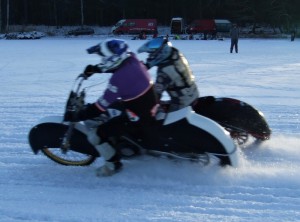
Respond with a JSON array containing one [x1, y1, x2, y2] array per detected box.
[[29, 122, 99, 166], [41, 147, 97, 166]]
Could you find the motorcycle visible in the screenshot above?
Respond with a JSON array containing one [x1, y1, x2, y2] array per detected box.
[[28, 75, 270, 168]]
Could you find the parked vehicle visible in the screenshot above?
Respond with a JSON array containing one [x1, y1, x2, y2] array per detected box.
[[240, 25, 264, 34], [186, 19, 231, 35], [170, 17, 185, 34], [214, 19, 231, 32], [67, 27, 95, 36], [5, 31, 45, 39], [111, 19, 157, 35], [186, 19, 216, 35]]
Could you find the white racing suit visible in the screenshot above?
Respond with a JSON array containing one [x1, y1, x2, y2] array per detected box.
[[154, 48, 200, 112]]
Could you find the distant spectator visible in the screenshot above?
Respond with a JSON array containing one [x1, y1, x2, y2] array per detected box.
[[230, 24, 239, 53], [174, 34, 180, 40], [189, 33, 194, 40], [138, 33, 142, 39], [152, 31, 158, 38], [142, 32, 146, 39], [212, 31, 217, 40], [291, 30, 296, 41], [138, 31, 146, 40]]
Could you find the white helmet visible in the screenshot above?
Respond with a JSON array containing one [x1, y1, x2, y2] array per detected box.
[[87, 39, 130, 72], [137, 37, 172, 68]]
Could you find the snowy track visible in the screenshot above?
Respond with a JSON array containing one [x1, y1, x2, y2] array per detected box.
[[0, 38, 300, 221]]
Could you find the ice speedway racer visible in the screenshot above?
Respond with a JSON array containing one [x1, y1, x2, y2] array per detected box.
[[28, 74, 270, 168]]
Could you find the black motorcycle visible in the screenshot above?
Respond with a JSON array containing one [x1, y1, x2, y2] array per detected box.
[[28, 75, 270, 167]]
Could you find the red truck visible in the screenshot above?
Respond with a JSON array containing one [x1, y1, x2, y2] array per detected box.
[[186, 19, 216, 35], [186, 19, 231, 35], [111, 19, 158, 35]]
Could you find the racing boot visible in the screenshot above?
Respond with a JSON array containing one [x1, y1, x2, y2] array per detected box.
[[95, 142, 123, 177]]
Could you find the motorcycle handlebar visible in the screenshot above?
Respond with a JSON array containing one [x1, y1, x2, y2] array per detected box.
[[72, 71, 107, 94], [76, 73, 88, 80], [69, 74, 86, 94]]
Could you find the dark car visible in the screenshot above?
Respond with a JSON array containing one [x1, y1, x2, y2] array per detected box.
[[67, 27, 94, 36], [5, 31, 45, 39]]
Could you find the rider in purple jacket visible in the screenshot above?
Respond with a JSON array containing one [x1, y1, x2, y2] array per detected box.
[[64, 39, 158, 177]]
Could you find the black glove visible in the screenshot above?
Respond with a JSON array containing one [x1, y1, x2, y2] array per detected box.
[[81, 65, 101, 79], [64, 110, 79, 122], [64, 103, 104, 122]]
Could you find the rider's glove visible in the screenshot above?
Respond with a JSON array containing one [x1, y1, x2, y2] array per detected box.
[[64, 110, 79, 122], [80, 65, 101, 79], [64, 103, 104, 122]]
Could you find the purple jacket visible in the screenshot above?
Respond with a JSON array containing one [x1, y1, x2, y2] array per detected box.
[[95, 53, 157, 121]]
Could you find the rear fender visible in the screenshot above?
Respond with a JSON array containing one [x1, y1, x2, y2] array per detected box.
[[164, 107, 238, 167], [194, 97, 271, 140], [187, 111, 238, 167]]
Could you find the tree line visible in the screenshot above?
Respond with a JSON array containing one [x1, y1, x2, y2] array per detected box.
[[1, 0, 299, 33]]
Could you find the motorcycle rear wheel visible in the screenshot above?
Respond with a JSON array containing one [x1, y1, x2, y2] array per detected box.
[[41, 148, 96, 166]]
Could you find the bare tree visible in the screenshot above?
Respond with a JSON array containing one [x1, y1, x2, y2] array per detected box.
[[6, 0, 8, 32], [80, 0, 84, 26], [0, 0, 2, 32], [22, 0, 28, 26], [53, 0, 58, 27]]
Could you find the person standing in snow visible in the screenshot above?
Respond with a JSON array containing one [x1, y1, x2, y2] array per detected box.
[[230, 23, 239, 53], [291, 30, 296, 41], [64, 39, 158, 177], [137, 37, 199, 113]]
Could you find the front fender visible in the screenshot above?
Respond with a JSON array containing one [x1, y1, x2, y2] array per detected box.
[[36, 115, 64, 125], [35, 115, 90, 135], [28, 116, 97, 156]]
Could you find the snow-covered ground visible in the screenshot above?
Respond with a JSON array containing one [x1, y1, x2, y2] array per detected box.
[[0, 36, 300, 222]]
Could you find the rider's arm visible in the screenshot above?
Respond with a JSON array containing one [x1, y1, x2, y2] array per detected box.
[[154, 69, 172, 100], [142, 61, 151, 70], [83, 63, 115, 78], [83, 65, 102, 77]]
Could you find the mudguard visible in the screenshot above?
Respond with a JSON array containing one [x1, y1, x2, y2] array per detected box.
[[28, 116, 98, 156], [163, 107, 238, 167], [194, 96, 271, 140], [35, 116, 89, 134]]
